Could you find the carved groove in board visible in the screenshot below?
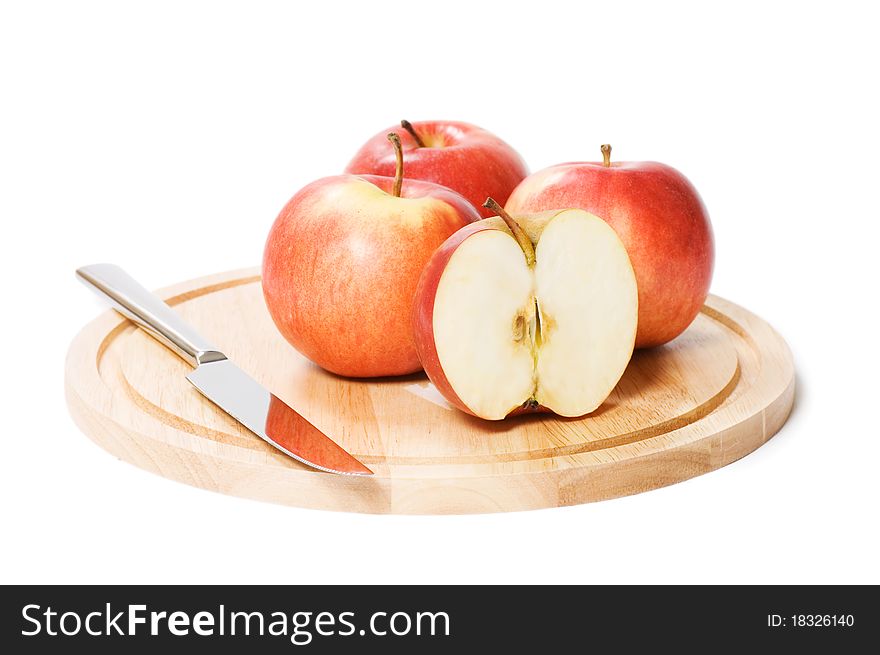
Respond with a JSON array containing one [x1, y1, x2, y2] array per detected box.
[[107, 275, 747, 465], [104, 276, 745, 463]]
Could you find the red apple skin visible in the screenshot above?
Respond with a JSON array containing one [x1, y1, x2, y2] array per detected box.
[[263, 174, 481, 378], [345, 121, 529, 219], [505, 161, 714, 348], [413, 220, 551, 419]]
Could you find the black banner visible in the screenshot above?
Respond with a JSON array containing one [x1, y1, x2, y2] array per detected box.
[[1, 585, 874, 652]]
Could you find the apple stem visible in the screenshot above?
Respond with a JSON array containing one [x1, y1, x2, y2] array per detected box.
[[400, 120, 426, 148], [387, 132, 404, 197], [601, 144, 612, 167], [483, 198, 536, 266]]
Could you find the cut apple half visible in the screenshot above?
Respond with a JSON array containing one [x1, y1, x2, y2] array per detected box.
[[413, 206, 638, 420]]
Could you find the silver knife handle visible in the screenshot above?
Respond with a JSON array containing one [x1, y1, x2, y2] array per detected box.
[[76, 263, 226, 367]]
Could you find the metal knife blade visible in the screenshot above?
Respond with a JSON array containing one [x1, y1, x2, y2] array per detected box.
[[76, 263, 372, 476], [187, 359, 372, 475]]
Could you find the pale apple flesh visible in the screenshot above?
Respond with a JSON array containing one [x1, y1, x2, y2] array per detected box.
[[431, 228, 536, 419], [419, 209, 638, 420]]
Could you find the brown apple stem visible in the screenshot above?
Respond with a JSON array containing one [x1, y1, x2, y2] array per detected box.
[[400, 120, 426, 147], [601, 144, 612, 167], [483, 198, 536, 266], [387, 132, 404, 197]]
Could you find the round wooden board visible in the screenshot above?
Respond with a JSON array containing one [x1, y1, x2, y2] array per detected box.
[[65, 268, 795, 514]]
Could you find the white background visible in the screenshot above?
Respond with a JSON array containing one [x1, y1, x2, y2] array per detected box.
[[2, 1, 878, 584]]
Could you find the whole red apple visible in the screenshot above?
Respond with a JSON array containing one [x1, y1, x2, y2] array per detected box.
[[345, 120, 529, 218], [263, 134, 481, 377], [505, 145, 714, 348]]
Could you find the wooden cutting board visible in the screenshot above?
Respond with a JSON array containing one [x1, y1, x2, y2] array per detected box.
[[65, 267, 795, 514]]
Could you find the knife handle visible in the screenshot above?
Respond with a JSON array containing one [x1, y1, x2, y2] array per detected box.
[[76, 263, 226, 367]]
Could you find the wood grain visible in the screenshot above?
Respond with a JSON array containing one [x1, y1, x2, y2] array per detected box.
[[65, 267, 795, 514]]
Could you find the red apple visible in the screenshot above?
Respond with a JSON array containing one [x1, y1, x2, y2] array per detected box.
[[505, 145, 714, 348], [345, 120, 529, 218], [263, 134, 481, 378], [413, 200, 638, 420]]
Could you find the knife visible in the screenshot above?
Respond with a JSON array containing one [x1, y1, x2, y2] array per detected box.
[[76, 263, 372, 476]]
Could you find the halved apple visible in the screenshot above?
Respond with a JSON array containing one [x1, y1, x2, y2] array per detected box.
[[413, 201, 638, 420]]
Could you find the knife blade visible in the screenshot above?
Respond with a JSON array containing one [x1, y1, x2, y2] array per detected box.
[[76, 263, 372, 476]]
